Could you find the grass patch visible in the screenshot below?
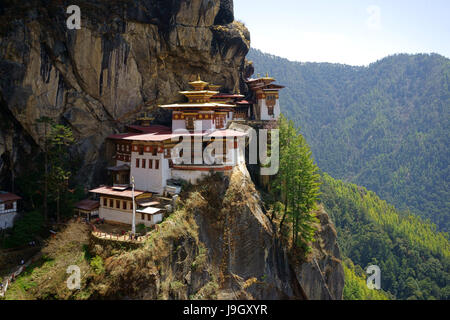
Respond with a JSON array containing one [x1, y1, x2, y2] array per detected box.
[[1, 210, 45, 249], [90, 256, 104, 275]]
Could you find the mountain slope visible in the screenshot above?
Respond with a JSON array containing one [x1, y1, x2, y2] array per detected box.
[[320, 173, 450, 300], [247, 48, 450, 232], [3, 166, 344, 300]]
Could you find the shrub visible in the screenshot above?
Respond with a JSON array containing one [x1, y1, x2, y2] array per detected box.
[[90, 255, 104, 275], [1, 210, 45, 248]]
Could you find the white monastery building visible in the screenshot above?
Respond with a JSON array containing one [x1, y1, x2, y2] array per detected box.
[[88, 74, 284, 227], [0, 191, 21, 229]]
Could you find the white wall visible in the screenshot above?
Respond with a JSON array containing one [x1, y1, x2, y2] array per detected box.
[[99, 207, 157, 227], [257, 98, 280, 121], [172, 120, 186, 131], [0, 212, 17, 229], [131, 151, 168, 194], [172, 112, 217, 132], [0, 201, 17, 215]]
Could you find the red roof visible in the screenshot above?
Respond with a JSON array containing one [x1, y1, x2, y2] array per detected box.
[[89, 186, 147, 198], [263, 84, 285, 90], [74, 199, 100, 211], [127, 125, 172, 134], [108, 133, 138, 140], [236, 100, 252, 105], [108, 125, 172, 140], [0, 192, 21, 202], [123, 129, 247, 141], [211, 94, 244, 99]]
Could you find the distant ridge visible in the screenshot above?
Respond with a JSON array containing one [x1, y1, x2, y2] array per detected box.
[[248, 48, 450, 232]]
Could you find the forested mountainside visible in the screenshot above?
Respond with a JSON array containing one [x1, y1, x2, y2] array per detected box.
[[321, 173, 450, 300], [247, 48, 450, 232]]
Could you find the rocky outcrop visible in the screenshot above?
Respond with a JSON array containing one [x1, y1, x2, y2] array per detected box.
[[0, 0, 345, 300], [0, 0, 250, 188], [294, 205, 345, 300], [85, 164, 343, 300]]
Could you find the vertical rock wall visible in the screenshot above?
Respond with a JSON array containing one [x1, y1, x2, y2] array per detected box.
[[0, 0, 250, 188]]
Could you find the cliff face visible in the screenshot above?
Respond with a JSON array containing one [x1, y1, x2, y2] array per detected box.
[[0, 0, 249, 187], [0, 0, 345, 300], [86, 165, 344, 300]]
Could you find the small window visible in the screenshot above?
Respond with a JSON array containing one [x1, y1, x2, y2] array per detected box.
[[142, 159, 146, 169], [147, 215, 151, 221], [152, 148, 157, 156], [136, 158, 140, 168], [186, 117, 195, 130], [5, 202, 13, 210], [138, 145, 144, 155], [149, 159, 153, 169], [155, 159, 160, 170], [123, 201, 127, 210], [109, 199, 114, 208], [116, 200, 120, 209], [103, 198, 107, 206], [141, 213, 145, 220]]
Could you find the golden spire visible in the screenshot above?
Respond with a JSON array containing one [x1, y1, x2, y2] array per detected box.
[[262, 72, 275, 81], [137, 109, 154, 127], [208, 84, 221, 91], [189, 75, 208, 91]]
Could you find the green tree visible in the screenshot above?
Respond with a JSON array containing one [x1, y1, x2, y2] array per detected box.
[[272, 115, 320, 250], [36, 116, 53, 222], [47, 124, 74, 223]]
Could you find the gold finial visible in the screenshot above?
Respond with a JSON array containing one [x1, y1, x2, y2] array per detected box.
[[266, 72, 269, 77], [197, 74, 201, 81], [208, 84, 221, 91], [257, 73, 261, 78]]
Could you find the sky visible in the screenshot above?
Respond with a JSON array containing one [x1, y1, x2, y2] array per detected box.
[[234, 0, 450, 66]]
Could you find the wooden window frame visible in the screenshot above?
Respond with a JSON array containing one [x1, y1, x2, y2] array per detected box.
[[185, 117, 195, 130], [136, 158, 140, 168]]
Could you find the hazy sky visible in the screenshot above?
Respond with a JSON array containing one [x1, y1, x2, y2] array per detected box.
[[234, 0, 450, 66]]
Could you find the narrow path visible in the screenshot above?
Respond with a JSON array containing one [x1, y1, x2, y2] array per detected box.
[[0, 252, 42, 298]]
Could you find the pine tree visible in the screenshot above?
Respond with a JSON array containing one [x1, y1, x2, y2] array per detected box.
[[272, 115, 321, 250]]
